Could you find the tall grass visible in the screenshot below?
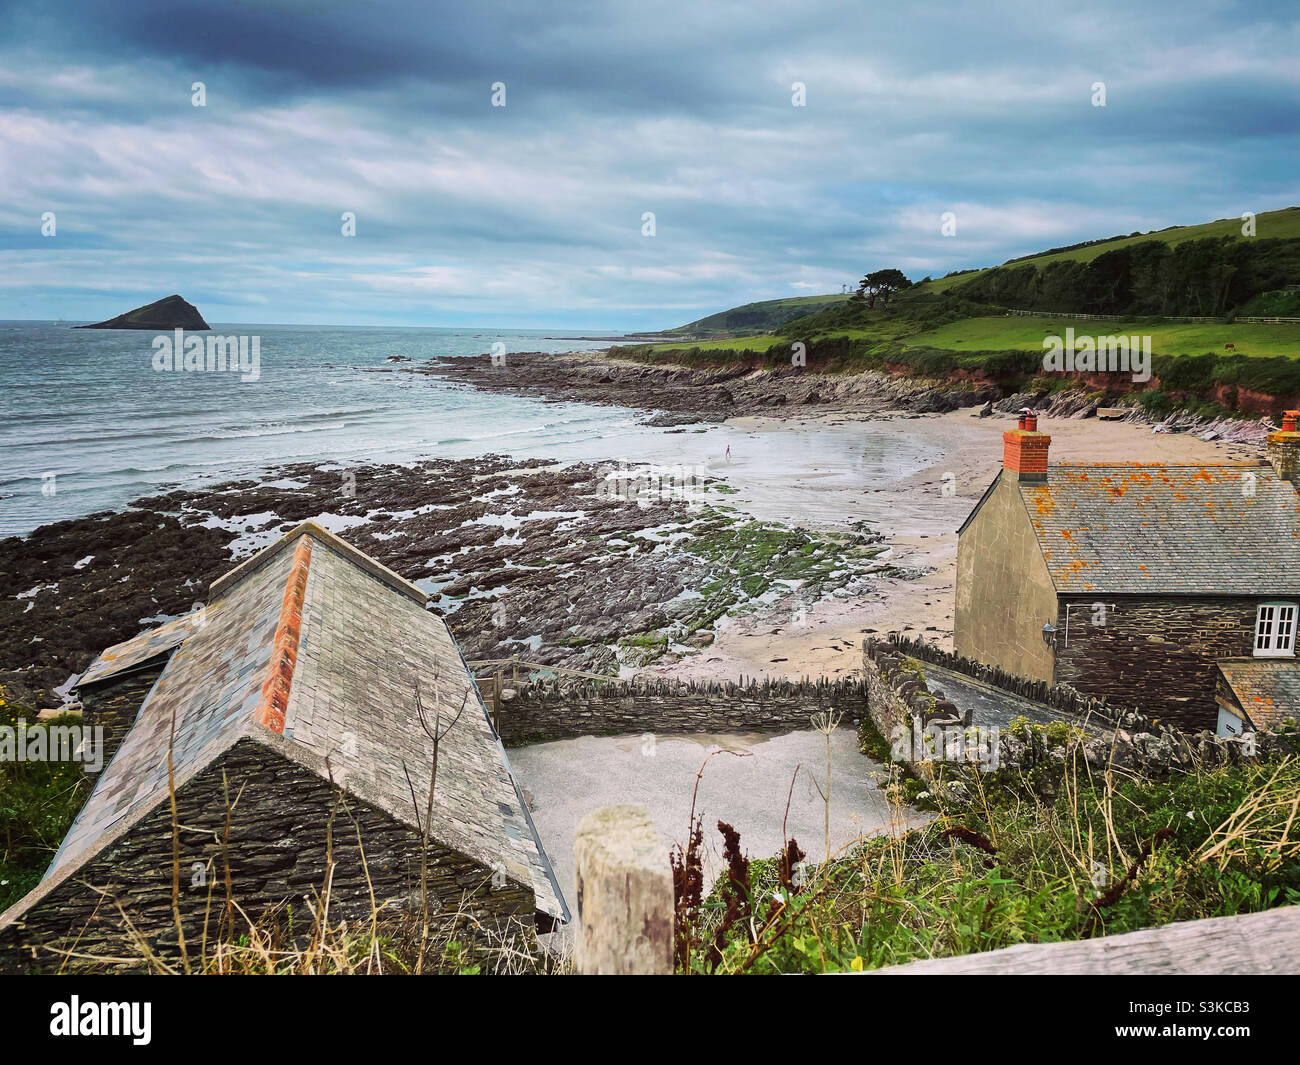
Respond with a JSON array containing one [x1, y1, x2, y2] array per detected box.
[[675, 746, 1300, 974]]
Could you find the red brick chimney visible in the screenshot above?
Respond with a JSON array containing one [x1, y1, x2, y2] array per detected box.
[[1003, 410, 1051, 482], [1266, 409, 1300, 482]]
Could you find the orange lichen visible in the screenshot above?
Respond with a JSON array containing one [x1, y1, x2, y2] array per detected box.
[[255, 535, 312, 734]]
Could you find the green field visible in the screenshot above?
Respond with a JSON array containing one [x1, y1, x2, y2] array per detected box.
[[907, 316, 1300, 359], [922, 207, 1300, 294], [631, 315, 1300, 362]]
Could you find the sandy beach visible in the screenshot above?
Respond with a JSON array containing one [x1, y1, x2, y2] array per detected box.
[[644, 407, 1263, 685]]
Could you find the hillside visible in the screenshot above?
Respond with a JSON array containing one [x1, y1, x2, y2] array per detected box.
[[923, 206, 1300, 294], [667, 293, 850, 335], [619, 206, 1300, 420], [663, 206, 1299, 338]]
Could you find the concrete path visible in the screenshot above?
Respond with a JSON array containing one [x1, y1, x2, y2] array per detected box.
[[508, 728, 927, 918]]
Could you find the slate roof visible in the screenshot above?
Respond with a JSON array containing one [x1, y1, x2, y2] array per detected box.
[[1019, 464, 1300, 595], [75, 611, 204, 687], [11, 521, 566, 928], [1217, 659, 1300, 730]]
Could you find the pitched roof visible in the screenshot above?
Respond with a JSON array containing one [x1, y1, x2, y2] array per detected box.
[[1217, 658, 1300, 730], [1018, 464, 1300, 595], [9, 521, 566, 928], [75, 611, 204, 688]]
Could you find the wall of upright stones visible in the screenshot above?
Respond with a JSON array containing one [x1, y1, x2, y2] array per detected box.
[[494, 676, 867, 746], [874, 632, 1133, 726], [861, 637, 1289, 789]]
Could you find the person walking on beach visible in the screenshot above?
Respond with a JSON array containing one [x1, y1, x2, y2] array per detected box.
[[725, 444, 731, 462]]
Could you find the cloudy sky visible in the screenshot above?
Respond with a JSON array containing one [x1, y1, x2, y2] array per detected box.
[[1, 0, 1297, 330]]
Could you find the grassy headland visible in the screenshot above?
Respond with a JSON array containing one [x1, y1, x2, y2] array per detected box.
[[612, 208, 1300, 418]]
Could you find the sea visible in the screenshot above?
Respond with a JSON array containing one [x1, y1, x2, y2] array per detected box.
[[0, 321, 941, 538]]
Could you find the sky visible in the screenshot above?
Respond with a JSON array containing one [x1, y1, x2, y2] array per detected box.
[[1, 0, 1297, 331]]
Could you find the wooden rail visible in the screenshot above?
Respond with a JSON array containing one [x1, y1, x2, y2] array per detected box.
[[861, 905, 1300, 974]]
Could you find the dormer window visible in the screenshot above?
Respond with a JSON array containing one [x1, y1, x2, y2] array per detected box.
[[1254, 602, 1298, 658]]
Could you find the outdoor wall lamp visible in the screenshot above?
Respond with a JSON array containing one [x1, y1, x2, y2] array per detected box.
[[1042, 622, 1057, 648]]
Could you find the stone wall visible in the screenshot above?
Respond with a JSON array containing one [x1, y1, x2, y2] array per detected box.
[[495, 676, 867, 747], [0, 737, 534, 973], [79, 666, 165, 778], [874, 632, 1137, 726], [861, 638, 1289, 787], [1053, 595, 1259, 733]]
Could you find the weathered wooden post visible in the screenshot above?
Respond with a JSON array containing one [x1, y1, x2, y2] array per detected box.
[[573, 805, 674, 975], [512, 654, 519, 683]]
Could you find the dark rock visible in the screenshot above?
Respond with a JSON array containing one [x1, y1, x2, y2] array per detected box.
[[78, 294, 210, 331]]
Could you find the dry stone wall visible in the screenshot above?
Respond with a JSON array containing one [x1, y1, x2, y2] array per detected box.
[[862, 638, 1290, 785], [78, 666, 165, 778], [495, 676, 866, 746]]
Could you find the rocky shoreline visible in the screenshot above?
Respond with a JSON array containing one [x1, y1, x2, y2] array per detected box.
[[0, 453, 903, 711], [415, 348, 1278, 446], [5, 347, 1273, 715], [413, 350, 1000, 423]]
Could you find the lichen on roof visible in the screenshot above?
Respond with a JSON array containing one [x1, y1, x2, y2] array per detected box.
[[1020, 465, 1300, 595]]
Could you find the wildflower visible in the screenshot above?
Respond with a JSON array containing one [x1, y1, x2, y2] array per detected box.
[[850, 956, 864, 971]]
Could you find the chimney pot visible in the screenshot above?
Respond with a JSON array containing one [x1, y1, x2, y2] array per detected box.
[[1003, 417, 1051, 481], [1283, 410, 1299, 433]]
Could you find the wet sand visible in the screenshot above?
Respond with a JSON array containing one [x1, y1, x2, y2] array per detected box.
[[510, 728, 926, 916], [645, 408, 1262, 684]]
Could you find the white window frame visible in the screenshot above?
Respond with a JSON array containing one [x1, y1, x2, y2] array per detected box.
[[1254, 601, 1298, 658]]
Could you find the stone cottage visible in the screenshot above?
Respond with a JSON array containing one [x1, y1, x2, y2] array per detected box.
[[0, 521, 566, 973], [955, 411, 1300, 735]]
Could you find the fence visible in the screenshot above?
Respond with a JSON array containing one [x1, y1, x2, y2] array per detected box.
[[996, 309, 1300, 325]]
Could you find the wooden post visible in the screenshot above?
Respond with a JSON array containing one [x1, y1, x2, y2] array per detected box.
[[573, 805, 674, 975], [512, 654, 519, 683]]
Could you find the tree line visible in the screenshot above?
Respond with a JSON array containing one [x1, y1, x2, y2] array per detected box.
[[949, 236, 1300, 317]]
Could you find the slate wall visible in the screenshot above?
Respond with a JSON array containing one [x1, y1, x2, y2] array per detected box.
[[0, 738, 533, 973], [1053, 595, 1259, 733], [78, 666, 165, 779], [861, 638, 1285, 787]]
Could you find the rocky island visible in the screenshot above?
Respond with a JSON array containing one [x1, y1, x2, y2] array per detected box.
[[77, 293, 210, 330]]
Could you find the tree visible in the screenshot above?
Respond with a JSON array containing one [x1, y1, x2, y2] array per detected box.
[[856, 268, 913, 307]]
